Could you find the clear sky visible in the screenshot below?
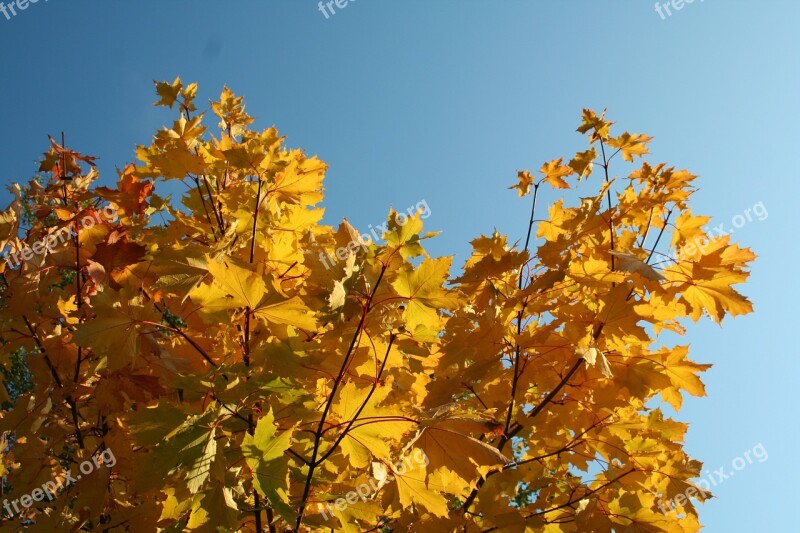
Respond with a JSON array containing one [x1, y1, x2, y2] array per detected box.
[[1, 1, 797, 530]]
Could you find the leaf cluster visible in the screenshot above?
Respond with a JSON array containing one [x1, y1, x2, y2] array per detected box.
[[0, 85, 754, 532]]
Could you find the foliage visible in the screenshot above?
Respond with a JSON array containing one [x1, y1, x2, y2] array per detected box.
[[0, 80, 754, 532]]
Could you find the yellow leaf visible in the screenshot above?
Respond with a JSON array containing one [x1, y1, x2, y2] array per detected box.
[[390, 257, 461, 338], [539, 158, 572, 189], [660, 346, 711, 409], [189, 257, 317, 331], [410, 424, 508, 491], [154, 77, 183, 108], [509, 170, 534, 197], [577, 108, 612, 142], [394, 466, 449, 517], [608, 132, 653, 162], [569, 148, 597, 179]]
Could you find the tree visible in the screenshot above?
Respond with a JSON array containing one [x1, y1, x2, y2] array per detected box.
[[0, 79, 753, 532]]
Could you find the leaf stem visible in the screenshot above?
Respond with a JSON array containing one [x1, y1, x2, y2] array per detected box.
[[599, 139, 615, 272]]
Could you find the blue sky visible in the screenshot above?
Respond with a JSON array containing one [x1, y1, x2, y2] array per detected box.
[[1, 1, 797, 530]]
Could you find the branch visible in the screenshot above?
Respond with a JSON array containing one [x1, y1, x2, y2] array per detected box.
[[480, 468, 635, 532], [315, 333, 396, 466], [22, 315, 84, 449], [525, 357, 584, 421], [142, 288, 218, 368], [627, 209, 673, 302], [528, 468, 636, 518], [599, 139, 616, 273], [504, 183, 541, 438], [193, 177, 219, 242], [463, 323, 606, 515], [519, 182, 540, 289], [250, 178, 265, 264], [294, 264, 388, 530]]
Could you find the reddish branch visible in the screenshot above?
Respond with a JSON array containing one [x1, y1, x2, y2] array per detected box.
[[293, 263, 388, 530]]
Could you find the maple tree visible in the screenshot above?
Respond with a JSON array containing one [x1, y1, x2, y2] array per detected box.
[[0, 79, 754, 532]]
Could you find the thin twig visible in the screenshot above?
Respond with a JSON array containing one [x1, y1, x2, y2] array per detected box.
[[294, 264, 388, 530]]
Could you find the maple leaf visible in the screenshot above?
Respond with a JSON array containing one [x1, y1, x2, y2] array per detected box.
[[212, 86, 255, 135], [189, 256, 318, 331], [154, 77, 184, 108], [72, 289, 161, 370], [658, 346, 711, 410], [411, 422, 509, 492], [332, 382, 414, 468], [0, 184, 21, 259], [540, 158, 572, 189], [510, 169, 534, 197], [242, 409, 295, 520], [680, 273, 753, 323], [186, 485, 239, 531], [608, 132, 653, 162], [96, 164, 155, 217], [393, 464, 450, 517], [671, 210, 711, 249], [382, 208, 434, 260], [390, 257, 462, 338], [569, 148, 597, 179], [577, 108, 612, 142]]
